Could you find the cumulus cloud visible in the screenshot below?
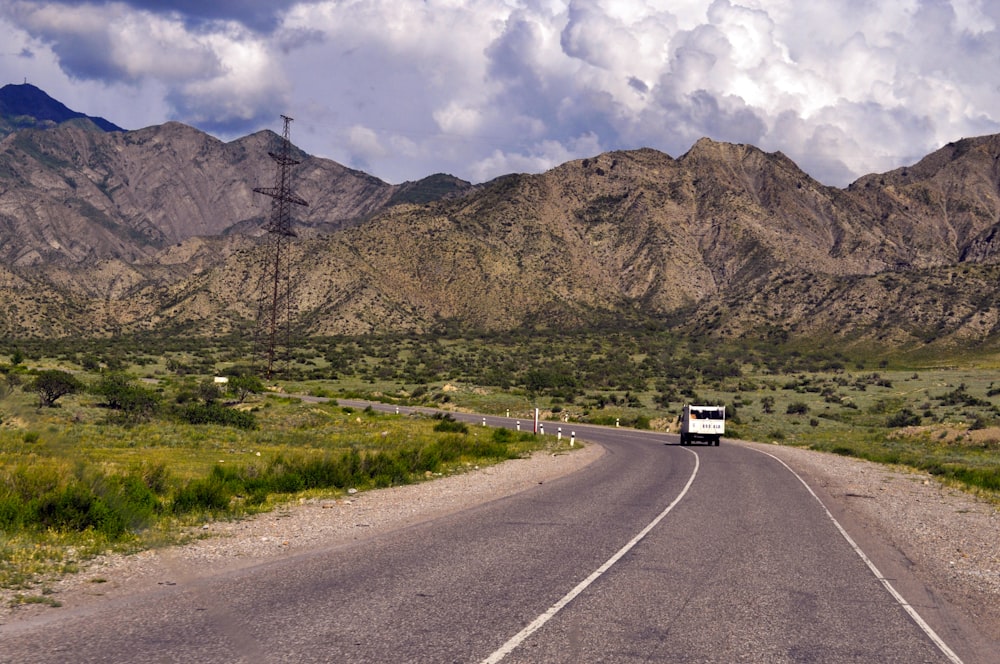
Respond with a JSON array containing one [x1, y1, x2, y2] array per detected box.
[[2, 1, 289, 133], [8, 2, 220, 80], [2, 0, 1000, 186], [470, 132, 604, 182]]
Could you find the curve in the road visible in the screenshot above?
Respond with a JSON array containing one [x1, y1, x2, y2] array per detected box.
[[0, 398, 979, 663], [342, 399, 971, 664]]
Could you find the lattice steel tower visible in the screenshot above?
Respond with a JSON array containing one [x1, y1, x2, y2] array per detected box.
[[251, 115, 308, 377]]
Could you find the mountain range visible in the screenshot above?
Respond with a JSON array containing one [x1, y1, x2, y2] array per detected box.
[[2, 83, 999, 350]]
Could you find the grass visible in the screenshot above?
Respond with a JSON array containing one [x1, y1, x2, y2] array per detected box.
[[3, 331, 999, 600], [0, 380, 564, 596], [9, 593, 62, 608]]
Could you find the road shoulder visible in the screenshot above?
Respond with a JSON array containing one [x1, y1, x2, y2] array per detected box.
[[737, 439, 999, 664]]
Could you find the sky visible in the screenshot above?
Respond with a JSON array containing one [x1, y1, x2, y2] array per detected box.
[[2, 0, 1000, 187]]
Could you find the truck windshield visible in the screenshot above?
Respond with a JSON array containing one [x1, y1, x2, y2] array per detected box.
[[692, 409, 724, 420]]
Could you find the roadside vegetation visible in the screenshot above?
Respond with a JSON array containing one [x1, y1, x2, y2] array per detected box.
[[2, 326, 999, 603], [0, 355, 553, 602]]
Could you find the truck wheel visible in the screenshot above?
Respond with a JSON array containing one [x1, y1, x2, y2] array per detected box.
[[680, 433, 687, 446], [714, 437, 721, 446]]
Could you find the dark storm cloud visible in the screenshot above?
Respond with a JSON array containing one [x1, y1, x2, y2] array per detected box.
[[17, 0, 305, 32], [628, 77, 649, 95]]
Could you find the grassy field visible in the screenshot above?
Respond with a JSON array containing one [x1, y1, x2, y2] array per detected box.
[[0, 372, 562, 604], [2, 330, 999, 604]]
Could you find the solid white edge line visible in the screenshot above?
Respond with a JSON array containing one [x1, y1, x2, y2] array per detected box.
[[750, 448, 965, 664], [481, 448, 701, 664]]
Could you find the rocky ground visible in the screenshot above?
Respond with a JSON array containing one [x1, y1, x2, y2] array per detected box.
[[2, 439, 997, 657]]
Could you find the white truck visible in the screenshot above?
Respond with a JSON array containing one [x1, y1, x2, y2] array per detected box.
[[679, 404, 725, 446]]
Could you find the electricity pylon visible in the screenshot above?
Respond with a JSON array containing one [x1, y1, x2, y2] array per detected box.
[[251, 115, 308, 377]]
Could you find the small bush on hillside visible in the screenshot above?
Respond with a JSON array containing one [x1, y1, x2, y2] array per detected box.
[[969, 414, 991, 431], [887, 408, 921, 428], [937, 383, 991, 408], [786, 401, 809, 415], [174, 402, 258, 429]]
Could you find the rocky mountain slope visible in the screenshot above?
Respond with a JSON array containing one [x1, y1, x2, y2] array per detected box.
[[286, 138, 1000, 345], [0, 83, 122, 135], [0, 119, 471, 268], [2, 88, 1000, 348]]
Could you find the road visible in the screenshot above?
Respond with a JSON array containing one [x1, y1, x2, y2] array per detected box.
[[0, 403, 974, 663]]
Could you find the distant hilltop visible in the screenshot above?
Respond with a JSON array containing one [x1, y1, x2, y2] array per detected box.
[[3, 83, 1000, 350], [0, 82, 124, 135]]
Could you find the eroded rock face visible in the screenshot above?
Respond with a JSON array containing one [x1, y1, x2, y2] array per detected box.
[[3, 103, 1000, 343], [0, 121, 402, 264]]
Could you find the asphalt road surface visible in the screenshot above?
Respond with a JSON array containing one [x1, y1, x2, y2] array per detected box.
[[0, 403, 974, 663]]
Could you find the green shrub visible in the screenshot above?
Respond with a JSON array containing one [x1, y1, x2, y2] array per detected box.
[[159, 422, 524, 512], [786, 401, 809, 415], [887, 408, 921, 427], [937, 383, 991, 407], [174, 403, 258, 429], [433, 416, 469, 433], [21, 472, 159, 538], [140, 462, 170, 494], [0, 495, 25, 529], [969, 415, 991, 431], [95, 473, 160, 531], [491, 427, 514, 443], [172, 475, 231, 514], [226, 373, 264, 403], [92, 372, 160, 423], [943, 466, 1000, 492], [362, 452, 410, 487]]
